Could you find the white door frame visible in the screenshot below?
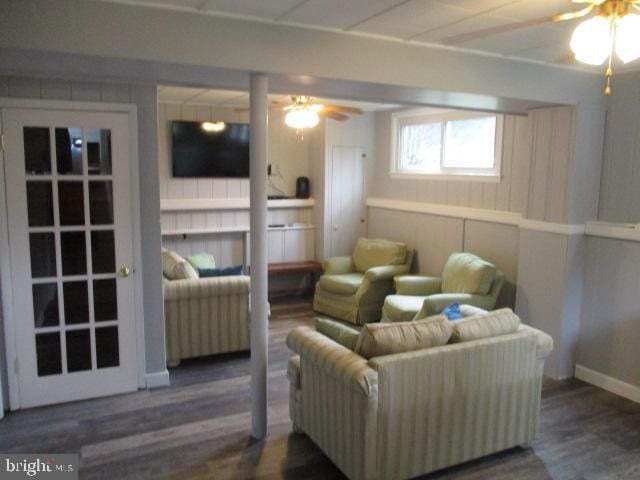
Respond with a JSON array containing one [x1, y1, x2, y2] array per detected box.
[[0, 97, 146, 410]]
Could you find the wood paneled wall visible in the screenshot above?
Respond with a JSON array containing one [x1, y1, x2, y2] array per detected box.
[[367, 207, 519, 309], [371, 111, 533, 214], [371, 106, 583, 224], [158, 102, 310, 200], [598, 71, 640, 223], [157, 102, 317, 265]]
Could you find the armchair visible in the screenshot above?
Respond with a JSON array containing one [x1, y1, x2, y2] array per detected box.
[[313, 238, 414, 325], [382, 252, 504, 323]]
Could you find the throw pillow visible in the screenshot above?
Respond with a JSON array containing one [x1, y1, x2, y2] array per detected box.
[[199, 265, 245, 277], [355, 315, 452, 359], [442, 302, 463, 320], [441, 252, 496, 295], [162, 249, 199, 280], [314, 318, 360, 351], [187, 253, 216, 271], [449, 308, 520, 343]]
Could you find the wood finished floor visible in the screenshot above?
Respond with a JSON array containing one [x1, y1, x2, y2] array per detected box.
[[1, 298, 640, 479]]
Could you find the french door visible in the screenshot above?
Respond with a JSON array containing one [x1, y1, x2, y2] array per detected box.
[[2, 107, 138, 408]]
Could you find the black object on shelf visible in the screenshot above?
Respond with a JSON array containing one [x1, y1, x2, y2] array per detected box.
[[296, 176, 310, 199], [267, 195, 291, 200]]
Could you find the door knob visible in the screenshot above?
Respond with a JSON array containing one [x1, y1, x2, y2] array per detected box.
[[118, 266, 131, 278]]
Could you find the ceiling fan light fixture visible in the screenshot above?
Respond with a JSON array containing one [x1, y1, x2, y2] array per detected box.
[[570, 15, 613, 65], [615, 13, 640, 63], [284, 108, 320, 130]]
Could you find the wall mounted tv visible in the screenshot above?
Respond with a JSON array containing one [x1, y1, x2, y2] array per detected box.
[[172, 121, 250, 177]]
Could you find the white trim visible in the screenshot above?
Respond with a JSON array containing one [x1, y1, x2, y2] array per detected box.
[[161, 224, 314, 237], [0, 110, 20, 410], [585, 221, 640, 243], [145, 369, 170, 389], [366, 197, 521, 226], [519, 219, 585, 235], [389, 172, 501, 183], [575, 364, 640, 404], [366, 197, 591, 235], [160, 197, 314, 212], [127, 106, 147, 390]]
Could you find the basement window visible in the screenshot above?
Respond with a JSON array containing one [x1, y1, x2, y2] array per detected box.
[[391, 109, 503, 181]]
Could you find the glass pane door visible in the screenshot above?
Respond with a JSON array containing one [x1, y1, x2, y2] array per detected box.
[[3, 108, 138, 408]]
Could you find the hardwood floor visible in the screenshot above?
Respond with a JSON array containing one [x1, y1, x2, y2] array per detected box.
[[1, 298, 639, 479]]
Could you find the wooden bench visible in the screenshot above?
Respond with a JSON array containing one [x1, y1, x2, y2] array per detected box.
[[268, 261, 323, 298]]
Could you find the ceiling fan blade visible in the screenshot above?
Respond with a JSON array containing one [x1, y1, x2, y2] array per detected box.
[[552, 4, 596, 22], [322, 104, 364, 115], [442, 15, 555, 46], [319, 110, 348, 121]]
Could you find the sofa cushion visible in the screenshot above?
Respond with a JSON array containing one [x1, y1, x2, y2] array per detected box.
[[352, 238, 407, 273], [382, 295, 425, 323], [449, 308, 520, 343], [318, 273, 364, 295], [199, 265, 244, 277], [355, 315, 452, 359], [162, 249, 199, 280], [315, 318, 360, 351], [441, 252, 496, 295], [187, 252, 216, 271]]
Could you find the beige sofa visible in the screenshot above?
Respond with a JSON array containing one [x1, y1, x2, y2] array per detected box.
[[286, 321, 553, 480], [163, 275, 250, 367]]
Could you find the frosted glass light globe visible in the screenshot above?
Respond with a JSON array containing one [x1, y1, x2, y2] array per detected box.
[[570, 16, 612, 65], [285, 109, 320, 129], [615, 14, 640, 63]]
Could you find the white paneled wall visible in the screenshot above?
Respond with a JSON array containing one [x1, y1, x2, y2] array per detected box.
[[372, 111, 533, 214], [158, 102, 309, 199], [367, 207, 519, 309], [158, 101, 316, 266], [598, 72, 640, 223]]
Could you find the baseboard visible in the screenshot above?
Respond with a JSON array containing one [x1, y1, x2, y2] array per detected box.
[[575, 364, 640, 404], [145, 369, 170, 389]]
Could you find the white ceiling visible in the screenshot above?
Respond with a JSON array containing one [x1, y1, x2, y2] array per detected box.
[[157, 86, 403, 111], [97, 0, 640, 70]]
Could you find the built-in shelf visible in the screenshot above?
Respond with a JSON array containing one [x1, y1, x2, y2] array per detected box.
[[161, 224, 315, 236], [585, 221, 640, 242], [160, 197, 315, 212]]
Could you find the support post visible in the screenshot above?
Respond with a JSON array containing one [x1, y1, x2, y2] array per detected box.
[[249, 73, 269, 439]]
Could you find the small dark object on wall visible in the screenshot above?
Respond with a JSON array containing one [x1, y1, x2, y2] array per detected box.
[[296, 176, 310, 199]]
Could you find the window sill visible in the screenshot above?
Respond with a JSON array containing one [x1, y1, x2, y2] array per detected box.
[[389, 172, 502, 183]]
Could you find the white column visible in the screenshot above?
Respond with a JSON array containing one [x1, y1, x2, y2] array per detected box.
[[249, 73, 269, 439]]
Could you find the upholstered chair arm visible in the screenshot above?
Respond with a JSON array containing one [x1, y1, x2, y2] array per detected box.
[[414, 293, 495, 319], [322, 256, 354, 275], [364, 264, 411, 282], [163, 275, 250, 301], [518, 324, 554, 360], [286, 326, 377, 397], [395, 275, 442, 295]]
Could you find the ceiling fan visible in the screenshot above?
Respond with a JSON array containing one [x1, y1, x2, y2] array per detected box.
[[236, 96, 363, 135], [442, 0, 640, 95]]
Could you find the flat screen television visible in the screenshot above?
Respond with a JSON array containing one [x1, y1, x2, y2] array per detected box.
[[172, 121, 250, 177]]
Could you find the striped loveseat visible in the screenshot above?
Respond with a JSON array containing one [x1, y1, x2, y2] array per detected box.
[[163, 275, 250, 367], [286, 322, 553, 480]]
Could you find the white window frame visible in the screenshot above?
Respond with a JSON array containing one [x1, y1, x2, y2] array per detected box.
[[390, 108, 504, 182]]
